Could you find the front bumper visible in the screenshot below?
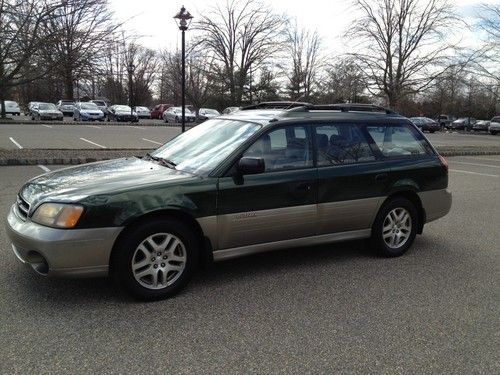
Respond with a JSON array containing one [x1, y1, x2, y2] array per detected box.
[[6, 205, 123, 278]]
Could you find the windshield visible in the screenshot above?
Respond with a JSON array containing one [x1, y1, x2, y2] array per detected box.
[[203, 109, 220, 115], [152, 119, 261, 175], [115, 105, 131, 111], [61, 101, 73, 105], [81, 103, 98, 109], [39, 103, 57, 110], [93, 101, 105, 106]]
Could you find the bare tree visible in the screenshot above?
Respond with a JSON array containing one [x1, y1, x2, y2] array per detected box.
[[0, 0, 69, 117], [319, 58, 368, 104], [123, 43, 159, 106], [45, 0, 119, 99], [284, 21, 322, 101], [194, 0, 288, 104], [347, 0, 457, 110]]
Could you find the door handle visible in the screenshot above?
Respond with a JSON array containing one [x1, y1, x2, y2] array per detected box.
[[375, 173, 388, 181], [295, 183, 311, 191]]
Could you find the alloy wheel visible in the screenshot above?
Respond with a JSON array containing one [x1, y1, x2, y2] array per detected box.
[[382, 207, 412, 249], [131, 233, 187, 290]]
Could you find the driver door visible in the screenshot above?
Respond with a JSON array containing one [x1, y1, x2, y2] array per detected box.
[[216, 125, 317, 249]]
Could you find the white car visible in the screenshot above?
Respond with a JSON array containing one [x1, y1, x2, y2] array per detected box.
[[162, 107, 196, 123], [134, 106, 151, 119], [197, 108, 221, 122], [1, 100, 21, 116], [489, 116, 500, 135]]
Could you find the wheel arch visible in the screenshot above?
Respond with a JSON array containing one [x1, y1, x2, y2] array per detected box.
[[109, 209, 213, 274], [379, 190, 425, 234]]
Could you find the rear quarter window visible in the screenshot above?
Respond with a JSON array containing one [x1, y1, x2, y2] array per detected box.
[[366, 124, 433, 158]]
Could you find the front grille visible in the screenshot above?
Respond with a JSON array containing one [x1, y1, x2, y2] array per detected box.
[[16, 195, 30, 220]]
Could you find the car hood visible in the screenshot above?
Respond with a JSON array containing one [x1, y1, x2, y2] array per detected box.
[[39, 109, 61, 114], [81, 110, 103, 114], [114, 110, 136, 115], [20, 157, 196, 207]]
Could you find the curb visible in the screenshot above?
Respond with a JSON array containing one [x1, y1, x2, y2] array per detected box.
[[1, 149, 499, 166]]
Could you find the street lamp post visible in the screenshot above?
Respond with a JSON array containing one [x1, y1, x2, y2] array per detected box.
[[127, 62, 135, 121], [174, 6, 193, 133]]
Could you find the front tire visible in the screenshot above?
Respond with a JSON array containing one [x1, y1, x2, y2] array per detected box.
[[111, 218, 199, 300], [370, 197, 418, 257]]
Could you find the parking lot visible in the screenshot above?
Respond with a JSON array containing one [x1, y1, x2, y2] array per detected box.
[[0, 155, 498, 373], [1, 123, 499, 150]]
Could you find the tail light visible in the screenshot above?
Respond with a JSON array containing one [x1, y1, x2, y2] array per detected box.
[[438, 155, 448, 172]]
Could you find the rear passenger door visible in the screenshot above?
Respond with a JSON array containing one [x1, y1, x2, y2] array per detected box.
[[217, 125, 317, 249], [315, 123, 390, 235]]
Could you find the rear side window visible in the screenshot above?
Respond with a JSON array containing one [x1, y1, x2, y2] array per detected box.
[[366, 124, 433, 158], [315, 124, 376, 166]]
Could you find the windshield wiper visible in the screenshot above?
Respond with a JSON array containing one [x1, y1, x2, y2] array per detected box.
[[145, 153, 177, 169]]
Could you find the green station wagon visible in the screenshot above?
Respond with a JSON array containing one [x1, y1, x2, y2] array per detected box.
[[6, 104, 452, 300]]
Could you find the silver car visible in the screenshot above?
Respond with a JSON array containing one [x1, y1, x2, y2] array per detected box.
[[489, 116, 500, 135], [73, 102, 105, 121], [1, 100, 21, 116], [90, 100, 109, 116], [162, 107, 196, 123], [56, 100, 75, 116], [31, 102, 63, 121], [134, 106, 151, 119], [197, 108, 221, 122]]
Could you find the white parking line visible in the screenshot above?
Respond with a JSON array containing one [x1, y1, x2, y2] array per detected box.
[[126, 126, 144, 130], [451, 161, 500, 169], [42, 124, 52, 128], [142, 138, 163, 145], [38, 165, 51, 172], [80, 137, 106, 148], [86, 125, 102, 129], [9, 137, 23, 149], [461, 157, 500, 163], [449, 169, 499, 178]]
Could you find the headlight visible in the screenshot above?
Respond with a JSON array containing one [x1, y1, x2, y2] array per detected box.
[[31, 203, 84, 228]]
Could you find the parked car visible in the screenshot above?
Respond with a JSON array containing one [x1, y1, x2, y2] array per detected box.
[[151, 104, 173, 119], [450, 118, 476, 131], [90, 100, 109, 116], [134, 106, 151, 119], [489, 116, 500, 135], [27, 101, 41, 117], [197, 108, 221, 122], [73, 102, 105, 121], [472, 120, 490, 132], [30, 102, 63, 121], [6, 103, 451, 300], [162, 107, 196, 123], [107, 105, 138, 122], [409, 117, 441, 133], [56, 100, 75, 116], [222, 106, 240, 114], [437, 114, 455, 129], [1, 100, 21, 116]]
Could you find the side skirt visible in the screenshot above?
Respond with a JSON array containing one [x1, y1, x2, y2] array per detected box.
[[213, 229, 371, 261]]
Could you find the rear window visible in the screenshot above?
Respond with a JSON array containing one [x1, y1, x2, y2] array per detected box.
[[492, 117, 500, 122], [315, 124, 375, 165], [366, 124, 433, 158]]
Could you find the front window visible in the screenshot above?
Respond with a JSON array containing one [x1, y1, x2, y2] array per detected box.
[[243, 125, 313, 172], [80, 103, 98, 110], [39, 103, 57, 110], [153, 119, 261, 175], [115, 105, 131, 111]]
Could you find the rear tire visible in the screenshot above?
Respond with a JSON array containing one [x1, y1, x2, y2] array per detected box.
[[491, 131, 497, 135], [111, 218, 199, 300], [370, 197, 418, 257]]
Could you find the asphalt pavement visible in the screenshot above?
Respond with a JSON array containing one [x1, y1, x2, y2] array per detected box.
[[0, 156, 499, 373]]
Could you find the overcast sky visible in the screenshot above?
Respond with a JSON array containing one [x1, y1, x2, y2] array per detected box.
[[109, 0, 495, 54]]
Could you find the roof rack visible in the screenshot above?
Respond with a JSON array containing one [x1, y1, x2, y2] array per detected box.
[[240, 101, 313, 110], [284, 103, 397, 115]]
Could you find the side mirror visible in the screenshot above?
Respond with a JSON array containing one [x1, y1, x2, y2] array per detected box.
[[238, 157, 265, 175]]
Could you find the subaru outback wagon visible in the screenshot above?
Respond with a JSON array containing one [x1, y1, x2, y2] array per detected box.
[[6, 103, 452, 300]]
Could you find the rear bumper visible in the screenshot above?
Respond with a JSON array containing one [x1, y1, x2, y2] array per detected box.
[[6, 205, 123, 278], [418, 189, 452, 223]]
